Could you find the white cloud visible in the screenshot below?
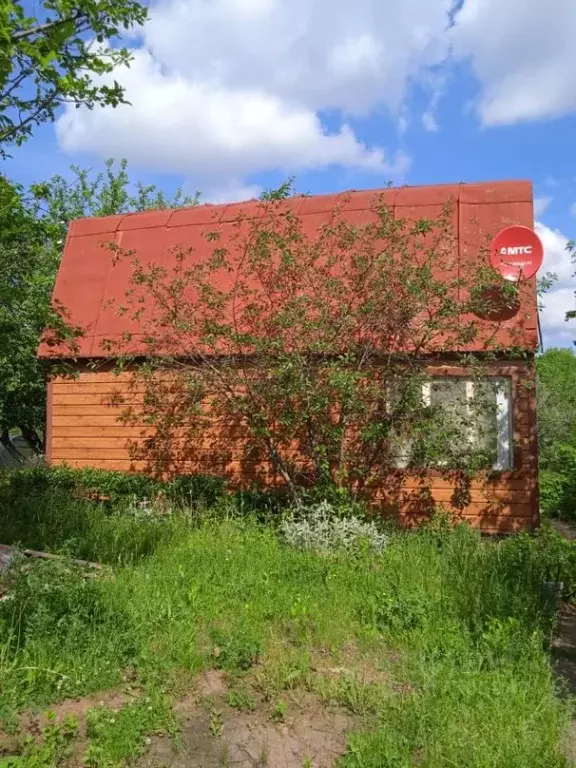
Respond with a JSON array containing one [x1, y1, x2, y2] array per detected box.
[[451, 0, 576, 125], [534, 197, 552, 217], [419, 70, 446, 132], [56, 0, 454, 192], [203, 180, 262, 204], [535, 221, 576, 348], [397, 105, 411, 135], [536, 221, 573, 283], [54, 0, 576, 198], [142, 0, 453, 116], [57, 48, 394, 184], [422, 112, 439, 132]]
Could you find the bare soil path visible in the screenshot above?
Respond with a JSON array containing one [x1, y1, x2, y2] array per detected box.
[[548, 520, 576, 763]]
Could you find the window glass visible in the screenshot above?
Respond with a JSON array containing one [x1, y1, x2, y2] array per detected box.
[[391, 376, 512, 471]]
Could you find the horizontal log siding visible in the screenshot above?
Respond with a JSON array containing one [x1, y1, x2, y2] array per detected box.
[[47, 360, 539, 533]]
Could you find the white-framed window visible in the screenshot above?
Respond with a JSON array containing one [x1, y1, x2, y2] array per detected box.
[[393, 376, 512, 471]]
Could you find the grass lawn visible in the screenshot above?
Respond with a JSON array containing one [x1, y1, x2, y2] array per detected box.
[[0, 482, 574, 767]]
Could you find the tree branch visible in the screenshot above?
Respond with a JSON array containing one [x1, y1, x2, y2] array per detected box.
[[0, 429, 25, 464], [0, 93, 58, 143], [1, 67, 31, 103], [10, 10, 86, 42]]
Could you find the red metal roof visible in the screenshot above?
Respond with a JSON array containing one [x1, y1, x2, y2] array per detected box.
[[38, 180, 538, 359]]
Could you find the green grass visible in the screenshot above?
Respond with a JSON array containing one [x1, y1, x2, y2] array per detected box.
[[0, 489, 574, 767], [1, 714, 78, 768], [83, 693, 175, 767], [0, 485, 187, 566]]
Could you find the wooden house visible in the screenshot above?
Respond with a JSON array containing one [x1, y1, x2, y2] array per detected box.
[[38, 180, 540, 532]]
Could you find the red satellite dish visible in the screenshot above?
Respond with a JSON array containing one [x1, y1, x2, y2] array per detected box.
[[490, 225, 544, 282]]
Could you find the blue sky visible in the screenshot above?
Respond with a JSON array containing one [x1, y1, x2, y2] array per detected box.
[[4, 0, 576, 348]]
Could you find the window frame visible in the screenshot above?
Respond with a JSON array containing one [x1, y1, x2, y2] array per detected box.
[[395, 375, 513, 472], [426, 376, 512, 471]]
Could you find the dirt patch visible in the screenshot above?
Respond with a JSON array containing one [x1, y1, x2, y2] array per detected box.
[[0, 731, 19, 757], [197, 670, 228, 697], [0, 688, 138, 764], [549, 520, 576, 541], [552, 605, 576, 767], [553, 604, 576, 691], [0, 544, 17, 573], [548, 520, 576, 764], [3, 669, 358, 767], [18, 688, 135, 737], [311, 662, 387, 689], [141, 697, 355, 768], [309, 641, 389, 688]]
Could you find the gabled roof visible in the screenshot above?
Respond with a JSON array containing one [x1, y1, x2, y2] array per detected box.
[[38, 180, 538, 359]]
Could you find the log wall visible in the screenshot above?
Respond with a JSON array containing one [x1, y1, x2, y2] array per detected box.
[[47, 359, 539, 533]]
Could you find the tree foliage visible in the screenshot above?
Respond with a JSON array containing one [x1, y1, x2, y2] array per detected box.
[[0, 0, 147, 151], [0, 176, 58, 456], [108, 193, 520, 509], [31, 158, 198, 242], [537, 347, 576, 470], [566, 239, 576, 322], [0, 160, 196, 458], [537, 347, 576, 518]]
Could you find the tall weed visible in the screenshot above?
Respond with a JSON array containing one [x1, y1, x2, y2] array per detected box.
[[0, 510, 572, 765]]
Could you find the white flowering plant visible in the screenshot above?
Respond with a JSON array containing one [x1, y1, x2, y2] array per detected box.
[[279, 500, 387, 555]]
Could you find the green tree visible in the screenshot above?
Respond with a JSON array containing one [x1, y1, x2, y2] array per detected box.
[[0, 160, 196, 458], [537, 347, 576, 518], [0, 0, 147, 150], [537, 347, 576, 470], [109, 194, 518, 508], [32, 158, 198, 244], [566, 240, 575, 322], [0, 176, 55, 457]]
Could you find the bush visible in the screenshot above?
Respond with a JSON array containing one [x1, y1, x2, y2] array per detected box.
[[0, 466, 291, 562], [231, 487, 289, 520], [540, 444, 576, 519], [279, 500, 388, 554], [164, 474, 228, 507], [0, 465, 230, 508], [540, 470, 568, 516], [0, 478, 184, 565]]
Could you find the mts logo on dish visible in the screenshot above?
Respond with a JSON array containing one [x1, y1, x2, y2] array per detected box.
[[500, 246, 533, 256]]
